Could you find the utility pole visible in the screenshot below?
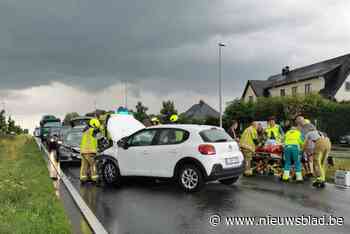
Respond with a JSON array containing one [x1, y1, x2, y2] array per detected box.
[[94, 99, 97, 117], [124, 81, 128, 109], [218, 42, 226, 128], [1, 101, 5, 112]]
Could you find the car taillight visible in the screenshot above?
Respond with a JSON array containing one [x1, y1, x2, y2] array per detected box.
[[198, 144, 216, 155]]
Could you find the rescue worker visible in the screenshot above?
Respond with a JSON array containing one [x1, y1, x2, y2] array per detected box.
[[282, 125, 304, 182], [80, 118, 102, 183], [97, 112, 113, 147], [170, 114, 178, 123], [98, 112, 111, 139], [265, 116, 284, 143], [151, 117, 161, 126], [296, 115, 331, 188], [304, 129, 331, 188], [240, 120, 259, 176]]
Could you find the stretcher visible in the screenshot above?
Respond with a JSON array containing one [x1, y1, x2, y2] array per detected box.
[[253, 142, 284, 176]]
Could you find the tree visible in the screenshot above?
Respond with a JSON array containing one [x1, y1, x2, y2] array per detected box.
[[160, 100, 177, 123], [7, 116, 15, 133], [133, 102, 149, 122], [0, 110, 7, 134], [63, 112, 80, 125]]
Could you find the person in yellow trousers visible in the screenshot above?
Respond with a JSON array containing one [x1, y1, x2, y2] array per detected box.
[[296, 115, 331, 188], [282, 125, 304, 182], [304, 129, 331, 188], [80, 118, 102, 183], [265, 116, 284, 143], [240, 120, 259, 176]]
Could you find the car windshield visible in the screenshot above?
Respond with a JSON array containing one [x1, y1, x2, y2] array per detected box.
[[199, 128, 233, 143], [64, 131, 83, 146], [49, 127, 61, 135], [43, 122, 61, 127]]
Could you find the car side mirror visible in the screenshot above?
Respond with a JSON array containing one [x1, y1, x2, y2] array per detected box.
[[117, 137, 129, 150]]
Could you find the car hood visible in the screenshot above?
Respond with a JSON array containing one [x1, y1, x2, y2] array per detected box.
[[107, 114, 145, 142]]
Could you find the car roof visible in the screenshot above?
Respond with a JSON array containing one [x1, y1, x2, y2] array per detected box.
[[71, 116, 92, 121], [146, 124, 222, 131]]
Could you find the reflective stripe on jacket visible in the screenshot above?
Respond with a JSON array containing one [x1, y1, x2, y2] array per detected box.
[[240, 126, 258, 152], [284, 129, 304, 149], [266, 124, 283, 143], [80, 128, 98, 154]]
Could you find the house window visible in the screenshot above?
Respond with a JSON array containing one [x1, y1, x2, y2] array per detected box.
[[292, 87, 298, 96], [280, 89, 286, 97], [248, 96, 254, 102], [305, 83, 312, 94], [346, 82, 350, 91]]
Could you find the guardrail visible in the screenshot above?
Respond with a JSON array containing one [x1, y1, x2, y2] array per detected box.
[[35, 138, 108, 234]]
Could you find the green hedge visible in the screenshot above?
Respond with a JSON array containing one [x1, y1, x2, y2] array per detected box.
[[223, 94, 350, 141]]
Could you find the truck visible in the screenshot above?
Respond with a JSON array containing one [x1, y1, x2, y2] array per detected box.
[[40, 115, 61, 142]]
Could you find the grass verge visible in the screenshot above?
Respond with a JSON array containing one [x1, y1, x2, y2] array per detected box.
[[0, 135, 72, 234]]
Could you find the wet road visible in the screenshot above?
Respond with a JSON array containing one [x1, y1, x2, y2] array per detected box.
[[62, 165, 350, 234]]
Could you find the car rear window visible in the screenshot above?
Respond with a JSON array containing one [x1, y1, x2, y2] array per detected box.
[[199, 128, 233, 143]]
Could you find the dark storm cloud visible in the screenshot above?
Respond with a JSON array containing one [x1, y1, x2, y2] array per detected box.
[[0, 0, 349, 96]]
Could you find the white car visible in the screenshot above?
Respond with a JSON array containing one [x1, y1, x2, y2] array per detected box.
[[99, 123, 245, 192]]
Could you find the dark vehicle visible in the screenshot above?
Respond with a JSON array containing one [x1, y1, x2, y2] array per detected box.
[[70, 116, 92, 128], [57, 128, 83, 163], [40, 115, 57, 125], [40, 120, 61, 141], [46, 126, 63, 151], [339, 133, 350, 145]]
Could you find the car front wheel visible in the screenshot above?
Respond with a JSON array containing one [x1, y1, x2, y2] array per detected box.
[[219, 176, 239, 185], [178, 164, 204, 192], [101, 160, 121, 186]]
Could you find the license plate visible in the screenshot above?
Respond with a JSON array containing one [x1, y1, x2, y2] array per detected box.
[[225, 157, 239, 165]]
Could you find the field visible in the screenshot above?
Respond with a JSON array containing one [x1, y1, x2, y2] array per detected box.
[[0, 136, 71, 234]]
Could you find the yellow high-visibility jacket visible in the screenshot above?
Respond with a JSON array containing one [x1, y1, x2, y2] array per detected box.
[[240, 126, 258, 152], [284, 129, 304, 149], [265, 124, 283, 143], [80, 128, 98, 154]]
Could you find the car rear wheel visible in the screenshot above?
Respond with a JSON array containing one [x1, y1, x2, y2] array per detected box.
[[219, 176, 239, 185], [178, 164, 204, 192], [101, 160, 121, 186]]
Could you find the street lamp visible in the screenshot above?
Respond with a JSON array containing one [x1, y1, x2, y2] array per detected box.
[[218, 42, 226, 128]]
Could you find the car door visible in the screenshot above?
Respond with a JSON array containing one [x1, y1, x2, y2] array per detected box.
[[151, 128, 190, 177], [118, 129, 158, 176]]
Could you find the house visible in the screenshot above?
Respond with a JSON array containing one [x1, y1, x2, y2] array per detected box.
[[183, 100, 220, 119], [242, 53, 350, 102]]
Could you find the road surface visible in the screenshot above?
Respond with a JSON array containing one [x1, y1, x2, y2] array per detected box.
[[62, 165, 350, 234]]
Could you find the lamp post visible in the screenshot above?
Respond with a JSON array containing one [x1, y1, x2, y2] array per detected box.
[[218, 42, 226, 128], [124, 81, 128, 108]]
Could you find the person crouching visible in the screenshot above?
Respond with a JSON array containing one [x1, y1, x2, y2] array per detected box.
[[282, 125, 304, 182]]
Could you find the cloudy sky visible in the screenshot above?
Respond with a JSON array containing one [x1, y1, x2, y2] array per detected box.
[[1, 0, 350, 131]]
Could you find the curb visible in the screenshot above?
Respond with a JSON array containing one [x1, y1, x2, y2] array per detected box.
[[35, 138, 109, 234]]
